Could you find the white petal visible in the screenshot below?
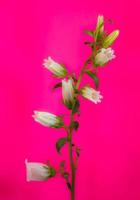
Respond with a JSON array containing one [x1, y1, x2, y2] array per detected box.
[[62, 78, 74, 105], [43, 57, 67, 77], [95, 48, 116, 66], [25, 160, 50, 181], [81, 87, 103, 104], [33, 111, 63, 128]]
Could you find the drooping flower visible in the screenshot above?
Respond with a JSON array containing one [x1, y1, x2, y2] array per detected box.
[[43, 57, 67, 78], [62, 78, 75, 109], [81, 86, 103, 104], [25, 160, 55, 181], [95, 48, 115, 66], [103, 30, 119, 48], [33, 111, 64, 128]]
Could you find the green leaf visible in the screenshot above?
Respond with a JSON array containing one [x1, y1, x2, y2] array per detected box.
[[63, 172, 69, 179], [70, 121, 79, 131], [84, 41, 93, 47], [60, 161, 65, 167], [52, 82, 62, 90], [76, 147, 81, 157], [84, 30, 94, 37], [66, 182, 72, 190], [56, 137, 67, 153], [86, 71, 99, 89], [72, 99, 80, 114]]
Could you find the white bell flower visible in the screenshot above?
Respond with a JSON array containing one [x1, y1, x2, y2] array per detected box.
[[33, 111, 64, 128], [95, 48, 115, 66], [43, 57, 67, 78], [25, 160, 55, 181], [81, 86, 103, 104], [62, 78, 75, 109]]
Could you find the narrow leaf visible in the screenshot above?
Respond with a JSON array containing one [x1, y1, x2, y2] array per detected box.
[[60, 161, 65, 167], [86, 71, 99, 89], [67, 182, 72, 190], [52, 82, 62, 90], [63, 172, 69, 179], [70, 121, 79, 131], [76, 147, 81, 157], [84, 30, 94, 37], [56, 137, 67, 153], [84, 41, 93, 47]]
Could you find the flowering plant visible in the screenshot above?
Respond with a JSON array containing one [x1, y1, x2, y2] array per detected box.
[[25, 15, 119, 200]]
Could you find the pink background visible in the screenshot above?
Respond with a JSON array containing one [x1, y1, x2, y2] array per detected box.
[[0, 0, 140, 200]]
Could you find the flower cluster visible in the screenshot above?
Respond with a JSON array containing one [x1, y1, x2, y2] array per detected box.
[[25, 15, 119, 200]]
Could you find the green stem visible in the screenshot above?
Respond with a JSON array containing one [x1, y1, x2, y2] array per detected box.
[[68, 59, 89, 200], [68, 133, 75, 200], [76, 59, 90, 89]]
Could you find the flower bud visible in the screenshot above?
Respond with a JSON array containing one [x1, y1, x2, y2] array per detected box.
[[94, 15, 104, 41], [43, 57, 67, 78], [103, 30, 119, 48], [96, 15, 104, 34], [95, 48, 115, 66], [25, 160, 56, 181], [33, 111, 64, 128], [62, 78, 75, 109], [81, 86, 103, 104]]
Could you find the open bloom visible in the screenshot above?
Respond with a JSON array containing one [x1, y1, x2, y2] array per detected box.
[[25, 160, 55, 181], [95, 48, 115, 66], [62, 78, 75, 109], [33, 111, 64, 128], [81, 86, 103, 104], [43, 57, 67, 78]]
